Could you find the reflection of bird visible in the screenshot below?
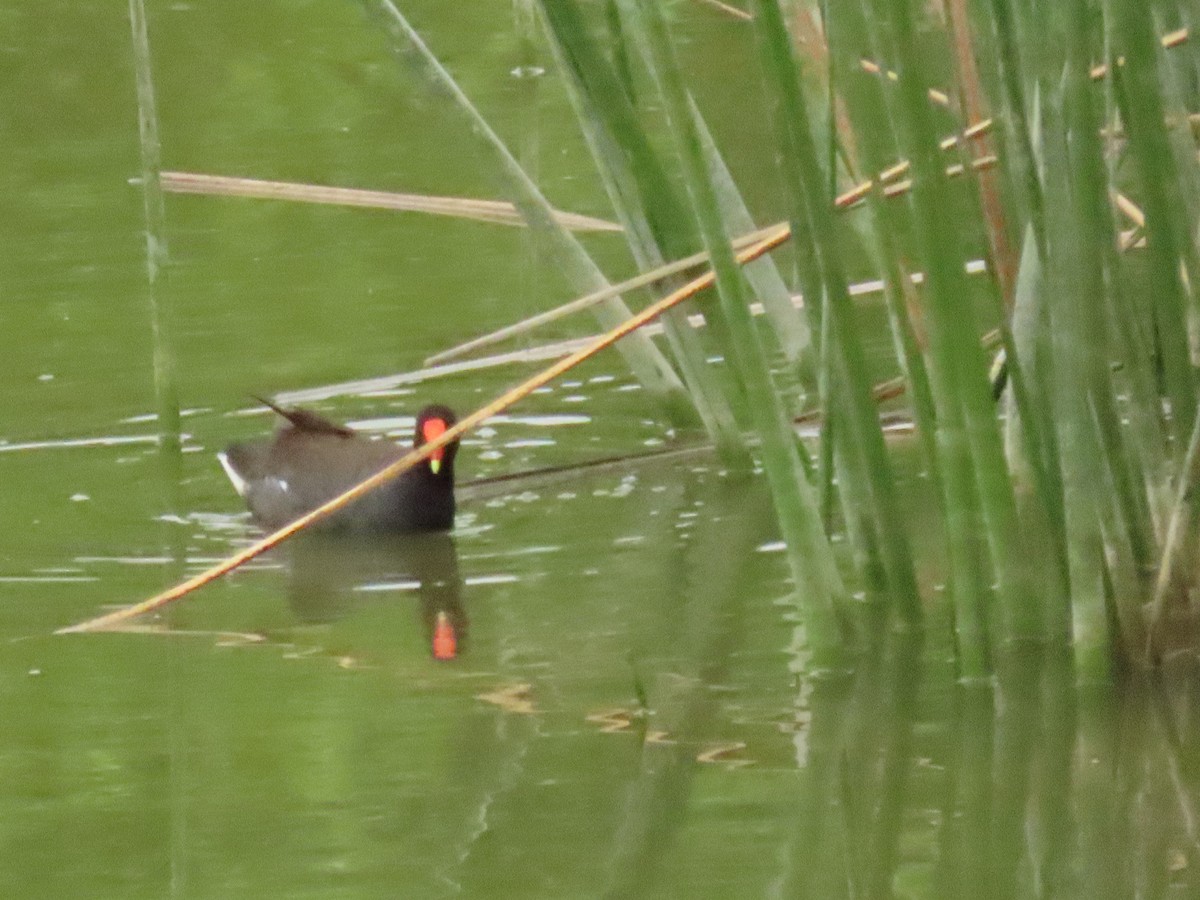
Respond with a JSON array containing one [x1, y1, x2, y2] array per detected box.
[[431, 611, 458, 661], [218, 399, 459, 531], [285, 531, 468, 661]]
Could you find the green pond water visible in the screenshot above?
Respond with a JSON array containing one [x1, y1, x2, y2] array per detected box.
[[3, 2, 1200, 897]]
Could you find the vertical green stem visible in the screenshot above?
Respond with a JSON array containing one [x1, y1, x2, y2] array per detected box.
[[633, 0, 848, 666], [129, 0, 181, 460], [752, 0, 923, 628], [539, 2, 748, 460], [884, 0, 1039, 643], [1111, 0, 1197, 448]]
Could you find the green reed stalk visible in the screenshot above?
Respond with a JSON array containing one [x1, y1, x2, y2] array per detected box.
[[751, 0, 923, 628], [361, 0, 699, 427], [1043, 129, 1111, 679], [631, 0, 848, 666], [819, 0, 939, 470], [129, 0, 181, 459], [986, 0, 1047, 255], [1095, 20, 1171, 552], [982, 275, 1075, 623], [592, 0, 816, 374], [1006, 225, 1076, 640], [822, 0, 953, 611], [691, 99, 814, 368], [1110, 0, 1197, 450], [1151, 19, 1200, 246], [1146, 410, 1200, 653], [553, 2, 812, 372], [843, 1, 992, 673], [1061, 10, 1151, 669], [538, 2, 748, 461], [881, 0, 1041, 645], [983, 0, 1075, 594], [129, 0, 188, 602], [540, 5, 744, 458], [945, 0, 1018, 309]]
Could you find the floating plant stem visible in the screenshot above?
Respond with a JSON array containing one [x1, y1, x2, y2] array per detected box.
[[160, 172, 621, 232]]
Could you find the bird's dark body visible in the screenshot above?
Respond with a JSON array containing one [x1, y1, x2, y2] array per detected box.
[[219, 402, 458, 532]]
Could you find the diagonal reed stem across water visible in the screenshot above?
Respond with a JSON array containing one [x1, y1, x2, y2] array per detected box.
[[57, 224, 791, 635]]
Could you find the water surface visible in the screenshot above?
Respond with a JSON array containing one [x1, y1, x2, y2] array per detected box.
[[3, 2, 1199, 897]]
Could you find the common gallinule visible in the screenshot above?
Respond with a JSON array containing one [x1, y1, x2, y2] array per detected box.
[[218, 399, 459, 532]]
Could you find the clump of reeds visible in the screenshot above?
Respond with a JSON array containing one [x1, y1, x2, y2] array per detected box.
[[525, 0, 1200, 681]]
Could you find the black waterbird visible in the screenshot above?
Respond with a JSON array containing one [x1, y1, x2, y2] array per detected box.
[[219, 399, 459, 532]]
